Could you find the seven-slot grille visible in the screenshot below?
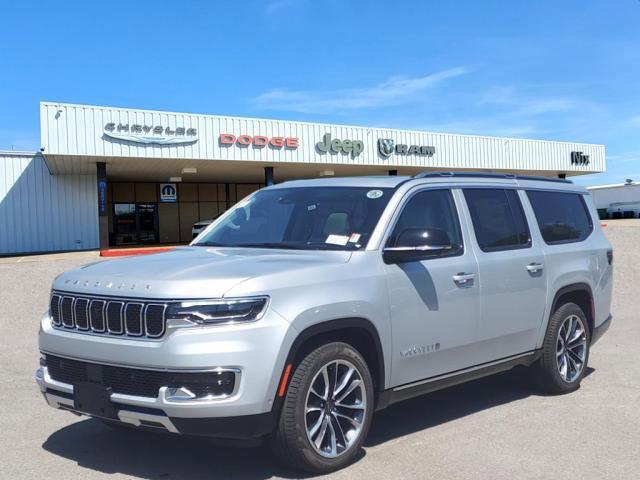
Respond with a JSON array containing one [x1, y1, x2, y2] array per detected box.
[[50, 292, 167, 339]]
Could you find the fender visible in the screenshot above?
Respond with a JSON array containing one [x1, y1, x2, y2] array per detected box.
[[282, 317, 386, 391], [551, 283, 594, 313]]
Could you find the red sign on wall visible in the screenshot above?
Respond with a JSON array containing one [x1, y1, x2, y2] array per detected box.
[[219, 133, 298, 149]]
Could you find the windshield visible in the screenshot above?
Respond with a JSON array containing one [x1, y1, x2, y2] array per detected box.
[[193, 186, 393, 250]]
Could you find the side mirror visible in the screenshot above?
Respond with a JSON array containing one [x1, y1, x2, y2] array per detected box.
[[383, 228, 453, 264]]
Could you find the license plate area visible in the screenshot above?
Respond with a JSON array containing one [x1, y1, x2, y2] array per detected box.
[[73, 382, 118, 419]]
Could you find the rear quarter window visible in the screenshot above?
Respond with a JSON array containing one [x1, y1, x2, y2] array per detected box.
[[526, 190, 593, 244]]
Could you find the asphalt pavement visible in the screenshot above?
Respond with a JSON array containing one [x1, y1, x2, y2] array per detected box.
[[1, 223, 638, 479]]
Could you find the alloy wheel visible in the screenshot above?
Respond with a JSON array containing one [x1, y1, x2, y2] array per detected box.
[[304, 359, 367, 458], [556, 314, 588, 383]]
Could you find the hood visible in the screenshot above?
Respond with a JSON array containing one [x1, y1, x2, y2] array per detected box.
[[53, 246, 352, 299]]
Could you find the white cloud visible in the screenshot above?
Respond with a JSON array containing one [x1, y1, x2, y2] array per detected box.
[[480, 86, 580, 115], [254, 67, 469, 113]]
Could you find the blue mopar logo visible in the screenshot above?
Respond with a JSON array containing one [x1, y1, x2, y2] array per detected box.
[[160, 183, 177, 202], [161, 184, 176, 196]]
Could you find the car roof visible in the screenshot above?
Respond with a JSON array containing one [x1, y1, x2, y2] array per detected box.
[[268, 172, 588, 193]]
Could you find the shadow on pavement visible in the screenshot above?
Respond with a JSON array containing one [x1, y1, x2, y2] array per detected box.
[[42, 366, 594, 479]]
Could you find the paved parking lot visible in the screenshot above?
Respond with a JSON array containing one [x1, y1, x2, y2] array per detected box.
[[1, 223, 639, 479]]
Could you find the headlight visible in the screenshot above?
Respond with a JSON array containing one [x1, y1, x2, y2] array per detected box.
[[165, 297, 269, 327]]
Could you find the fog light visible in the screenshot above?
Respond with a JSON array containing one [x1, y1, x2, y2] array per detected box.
[[166, 387, 196, 401]]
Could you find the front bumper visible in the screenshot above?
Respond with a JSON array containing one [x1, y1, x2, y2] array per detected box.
[[35, 365, 276, 438], [37, 307, 297, 437]]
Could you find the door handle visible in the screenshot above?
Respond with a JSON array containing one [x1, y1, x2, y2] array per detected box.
[[453, 272, 476, 287], [526, 262, 544, 273]]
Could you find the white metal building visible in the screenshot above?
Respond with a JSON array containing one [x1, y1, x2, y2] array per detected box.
[[588, 182, 640, 217], [0, 101, 606, 255]]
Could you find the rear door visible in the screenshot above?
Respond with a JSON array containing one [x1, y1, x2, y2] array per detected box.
[[461, 188, 547, 362]]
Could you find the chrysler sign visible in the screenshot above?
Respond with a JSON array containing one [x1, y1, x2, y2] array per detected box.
[[378, 138, 435, 158], [104, 123, 198, 145]]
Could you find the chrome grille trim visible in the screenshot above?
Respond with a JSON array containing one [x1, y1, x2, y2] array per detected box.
[[106, 301, 125, 334], [144, 304, 167, 338], [50, 294, 62, 326], [51, 291, 167, 340], [89, 299, 106, 333], [125, 302, 144, 336], [74, 298, 90, 330], [61, 296, 75, 328]]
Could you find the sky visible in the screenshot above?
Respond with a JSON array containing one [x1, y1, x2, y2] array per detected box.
[[0, 0, 639, 186]]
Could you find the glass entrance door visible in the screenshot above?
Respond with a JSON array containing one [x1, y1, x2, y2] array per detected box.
[[113, 203, 158, 246], [136, 204, 158, 244]]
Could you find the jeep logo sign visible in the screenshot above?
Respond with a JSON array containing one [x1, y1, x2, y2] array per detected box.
[[571, 151, 590, 166], [316, 133, 364, 157]]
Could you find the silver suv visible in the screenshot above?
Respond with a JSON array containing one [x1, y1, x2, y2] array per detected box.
[[36, 172, 613, 473]]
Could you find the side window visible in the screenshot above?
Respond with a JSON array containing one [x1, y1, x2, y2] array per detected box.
[[387, 189, 463, 256], [526, 190, 593, 244], [463, 189, 531, 252]]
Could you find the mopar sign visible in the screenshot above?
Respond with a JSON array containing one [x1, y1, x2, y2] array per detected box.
[[160, 183, 177, 202]]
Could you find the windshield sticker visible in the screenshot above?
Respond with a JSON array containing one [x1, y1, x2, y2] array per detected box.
[[325, 234, 349, 246], [307, 204, 317, 211], [366, 189, 384, 199], [348, 233, 361, 243]]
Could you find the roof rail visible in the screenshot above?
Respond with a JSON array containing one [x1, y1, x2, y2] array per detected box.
[[411, 171, 572, 184]]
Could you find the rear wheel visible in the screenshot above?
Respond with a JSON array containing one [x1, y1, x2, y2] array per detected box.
[[532, 302, 590, 394], [269, 342, 374, 473]]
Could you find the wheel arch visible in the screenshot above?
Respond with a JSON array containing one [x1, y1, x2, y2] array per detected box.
[[550, 283, 595, 338], [283, 318, 386, 395]]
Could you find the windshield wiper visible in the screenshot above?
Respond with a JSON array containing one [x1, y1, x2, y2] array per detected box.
[[192, 242, 232, 247], [233, 243, 309, 250]]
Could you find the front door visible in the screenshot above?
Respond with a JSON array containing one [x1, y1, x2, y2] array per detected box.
[[136, 203, 158, 244], [461, 188, 547, 361], [113, 203, 158, 246], [383, 188, 481, 387]]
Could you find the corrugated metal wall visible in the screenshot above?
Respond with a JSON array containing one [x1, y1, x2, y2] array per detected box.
[[40, 102, 605, 173], [0, 152, 99, 255]]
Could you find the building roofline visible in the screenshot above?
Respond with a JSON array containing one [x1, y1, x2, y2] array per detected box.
[[40, 101, 605, 148], [0, 150, 38, 156], [587, 183, 638, 190]]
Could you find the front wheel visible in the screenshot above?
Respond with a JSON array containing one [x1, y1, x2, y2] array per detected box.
[[269, 342, 374, 474], [532, 302, 590, 394]]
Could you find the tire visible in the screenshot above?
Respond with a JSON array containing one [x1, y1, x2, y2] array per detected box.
[[532, 302, 591, 394], [269, 342, 374, 474]]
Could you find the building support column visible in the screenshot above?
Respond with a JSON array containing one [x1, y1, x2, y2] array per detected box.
[[388, 170, 398, 176], [558, 173, 567, 179], [264, 166, 274, 186], [96, 162, 109, 250]]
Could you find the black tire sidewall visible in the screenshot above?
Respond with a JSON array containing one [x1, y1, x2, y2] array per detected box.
[[539, 302, 591, 393], [279, 342, 374, 473]]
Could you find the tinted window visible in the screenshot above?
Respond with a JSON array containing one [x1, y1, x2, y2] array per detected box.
[[194, 187, 392, 250], [387, 189, 463, 256], [464, 189, 531, 252], [526, 191, 593, 244]]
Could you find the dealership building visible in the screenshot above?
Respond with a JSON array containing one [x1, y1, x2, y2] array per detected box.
[[0, 101, 605, 255]]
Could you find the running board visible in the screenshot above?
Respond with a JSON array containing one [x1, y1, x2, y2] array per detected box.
[[376, 350, 540, 410]]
